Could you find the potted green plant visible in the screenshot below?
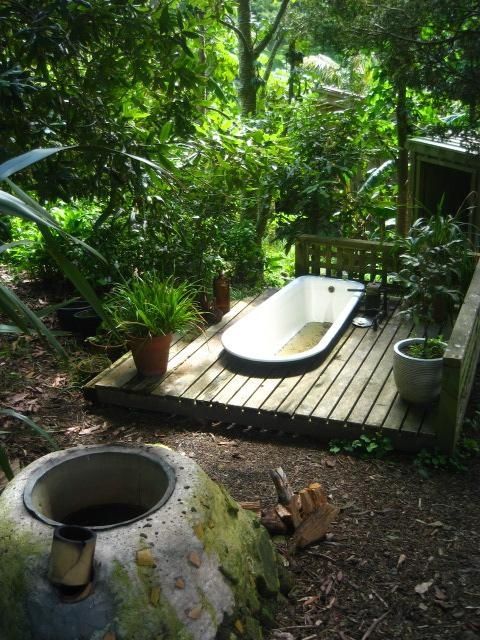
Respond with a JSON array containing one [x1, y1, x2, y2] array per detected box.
[[104, 274, 202, 376], [393, 212, 474, 404]]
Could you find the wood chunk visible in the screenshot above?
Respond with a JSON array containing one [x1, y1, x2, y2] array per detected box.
[[291, 503, 340, 550], [307, 482, 328, 508], [275, 503, 292, 520], [299, 488, 315, 517], [239, 500, 262, 517], [269, 467, 294, 505], [287, 494, 302, 529], [260, 506, 288, 534]]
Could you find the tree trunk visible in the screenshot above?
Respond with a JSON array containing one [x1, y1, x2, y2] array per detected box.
[[236, 0, 257, 115], [395, 76, 409, 236]]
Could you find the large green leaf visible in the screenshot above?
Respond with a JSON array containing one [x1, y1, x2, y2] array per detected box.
[[0, 284, 67, 357], [1, 187, 107, 264], [41, 229, 106, 320], [0, 409, 58, 450], [0, 324, 23, 334], [5, 178, 57, 222], [0, 240, 31, 254], [0, 147, 74, 180], [0, 190, 63, 229]]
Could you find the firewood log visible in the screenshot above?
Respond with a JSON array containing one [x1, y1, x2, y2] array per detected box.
[[291, 503, 340, 550]]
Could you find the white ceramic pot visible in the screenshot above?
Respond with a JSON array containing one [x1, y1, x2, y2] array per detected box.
[[393, 338, 445, 404]]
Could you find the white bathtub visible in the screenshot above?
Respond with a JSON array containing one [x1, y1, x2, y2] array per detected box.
[[221, 276, 364, 364]]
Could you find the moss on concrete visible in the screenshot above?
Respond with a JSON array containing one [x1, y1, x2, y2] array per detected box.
[[0, 514, 44, 640], [190, 470, 282, 640], [110, 560, 193, 640]]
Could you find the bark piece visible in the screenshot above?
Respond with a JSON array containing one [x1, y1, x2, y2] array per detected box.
[[307, 482, 328, 508], [287, 494, 302, 529], [260, 505, 288, 534], [239, 500, 262, 517], [269, 467, 294, 505], [291, 503, 340, 550], [299, 488, 315, 516]]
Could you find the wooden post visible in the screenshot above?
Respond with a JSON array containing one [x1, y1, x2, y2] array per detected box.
[[437, 260, 480, 453], [295, 237, 309, 276]]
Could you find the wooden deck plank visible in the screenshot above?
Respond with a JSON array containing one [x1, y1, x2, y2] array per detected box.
[[328, 313, 402, 424], [295, 328, 366, 418], [260, 371, 307, 414], [347, 321, 412, 426], [382, 397, 413, 431], [180, 355, 227, 400], [400, 404, 429, 434], [213, 369, 256, 405], [179, 291, 275, 402], [275, 328, 354, 416], [419, 410, 437, 436], [365, 371, 400, 428], [313, 319, 395, 421], [239, 370, 287, 411], [90, 352, 137, 390], [150, 294, 267, 399]]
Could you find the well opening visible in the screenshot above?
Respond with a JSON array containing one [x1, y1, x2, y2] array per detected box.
[[23, 446, 176, 530]]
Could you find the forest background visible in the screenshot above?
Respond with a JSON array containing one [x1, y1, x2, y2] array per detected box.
[[1, 0, 480, 310]]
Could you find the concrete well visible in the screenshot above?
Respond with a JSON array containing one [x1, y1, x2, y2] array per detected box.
[[0, 444, 284, 640]]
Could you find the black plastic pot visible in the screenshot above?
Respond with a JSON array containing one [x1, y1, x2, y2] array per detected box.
[[73, 308, 102, 338], [56, 300, 91, 331]]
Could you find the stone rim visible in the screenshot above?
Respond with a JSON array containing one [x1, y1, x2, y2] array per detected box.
[[23, 444, 176, 530]]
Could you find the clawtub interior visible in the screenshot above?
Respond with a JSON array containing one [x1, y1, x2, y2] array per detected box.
[[221, 276, 364, 364]]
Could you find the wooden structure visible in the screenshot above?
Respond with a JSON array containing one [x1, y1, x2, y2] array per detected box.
[[294, 235, 397, 284], [438, 260, 480, 451], [86, 237, 480, 453], [408, 137, 480, 248]]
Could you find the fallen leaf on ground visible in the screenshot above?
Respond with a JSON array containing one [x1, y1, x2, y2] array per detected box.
[[415, 579, 434, 595], [187, 605, 202, 620], [397, 553, 407, 568], [434, 586, 447, 600], [188, 550, 201, 568], [136, 549, 155, 567]]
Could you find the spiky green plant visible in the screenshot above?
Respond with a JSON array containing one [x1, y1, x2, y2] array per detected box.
[[104, 274, 202, 339], [0, 409, 58, 481]]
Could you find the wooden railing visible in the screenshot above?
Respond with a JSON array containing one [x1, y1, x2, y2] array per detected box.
[[294, 235, 480, 453], [295, 235, 398, 284], [437, 259, 480, 452]]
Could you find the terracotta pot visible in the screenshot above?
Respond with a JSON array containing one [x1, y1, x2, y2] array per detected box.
[[128, 334, 172, 376], [85, 338, 127, 361]]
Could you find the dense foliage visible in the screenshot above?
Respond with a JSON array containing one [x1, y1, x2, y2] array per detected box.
[[1, 0, 479, 311]]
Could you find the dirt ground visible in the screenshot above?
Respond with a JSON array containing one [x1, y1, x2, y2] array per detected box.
[[1, 272, 480, 640]]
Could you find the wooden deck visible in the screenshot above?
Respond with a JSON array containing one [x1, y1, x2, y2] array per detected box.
[[85, 290, 438, 452]]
